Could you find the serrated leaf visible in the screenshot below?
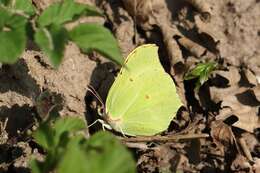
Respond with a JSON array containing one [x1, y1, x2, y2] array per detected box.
[[0, 0, 35, 16], [184, 64, 207, 80], [0, 7, 27, 63], [69, 23, 124, 66], [33, 117, 85, 151], [34, 24, 68, 67], [58, 131, 136, 173], [184, 62, 217, 80], [32, 117, 85, 173], [84, 132, 136, 173], [57, 135, 87, 173], [33, 123, 55, 151], [185, 62, 217, 91], [14, 0, 35, 16], [38, 0, 87, 27], [199, 69, 209, 84], [31, 152, 63, 173], [53, 117, 85, 139]]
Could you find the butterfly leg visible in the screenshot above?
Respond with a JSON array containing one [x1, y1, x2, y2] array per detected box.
[[99, 119, 112, 131], [119, 126, 126, 137], [87, 119, 112, 131], [87, 119, 100, 128]]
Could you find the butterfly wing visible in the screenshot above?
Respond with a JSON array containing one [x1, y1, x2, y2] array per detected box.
[[106, 44, 182, 136]]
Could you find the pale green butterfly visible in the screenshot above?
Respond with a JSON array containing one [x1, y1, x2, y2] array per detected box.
[[102, 44, 182, 136]]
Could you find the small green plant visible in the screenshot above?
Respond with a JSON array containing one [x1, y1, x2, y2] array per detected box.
[[184, 62, 217, 91], [31, 92, 136, 173], [0, 0, 124, 67], [30, 117, 136, 173]]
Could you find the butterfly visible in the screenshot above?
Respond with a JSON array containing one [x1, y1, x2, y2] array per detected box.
[[90, 44, 182, 136]]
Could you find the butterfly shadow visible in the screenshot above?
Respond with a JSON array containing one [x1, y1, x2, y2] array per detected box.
[[85, 62, 118, 134]]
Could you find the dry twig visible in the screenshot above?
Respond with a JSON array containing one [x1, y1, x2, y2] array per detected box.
[[119, 133, 209, 143]]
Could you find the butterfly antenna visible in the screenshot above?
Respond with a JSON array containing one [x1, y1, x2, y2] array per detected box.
[[87, 85, 105, 113]]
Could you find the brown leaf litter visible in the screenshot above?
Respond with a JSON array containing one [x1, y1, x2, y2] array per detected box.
[[209, 66, 260, 132]]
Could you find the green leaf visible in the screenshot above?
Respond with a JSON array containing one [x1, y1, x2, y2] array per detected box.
[[37, 0, 96, 27], [30, 153, 62, 173], [33, 123, 55, 151], [53, 117, 85, 145], [0, 0, 35, 16], [184, 62, 217, 91], [57, 135, 88, 173], [0, 7, 9, 28], [30, 159, 44, 173], [32, 117, 85, 173], [58, 131, 136, 173], [0, 0, 9, 6], [69, 23, 124, 66], [33, 117, 85, 150], [0, 7, 27, 63], [34, 24, 68, 67], [184, 62, 217, 80], [199, 69, 209, 84], [31, 117, 135, 173], [184, 64, 206, 80], [14, 0, 36, 16], [85, 132, 136, 173]]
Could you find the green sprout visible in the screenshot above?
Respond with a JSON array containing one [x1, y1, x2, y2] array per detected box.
[[30, 117, 136, 173], [184, 62, 218, 91], [31, 91, 136, 173]]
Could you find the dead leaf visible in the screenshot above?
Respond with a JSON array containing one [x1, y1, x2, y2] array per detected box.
[[101, 1, 136, 57], [184, 0, 212, 18], [122, 0, 183, 65], [209, 67, 260, 132], [253, 158, 260, 173], [241, 132, 259, 154], [231, 154, 253, 173], [210, 120, 238, 155], [178, 37, 206, 58], [171, 153, 192, 173], [243, 69, 258, 87], [137, 145, 175, 173]]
